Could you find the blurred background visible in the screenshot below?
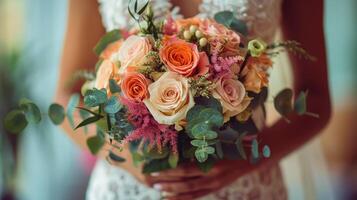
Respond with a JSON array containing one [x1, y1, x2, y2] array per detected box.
[[0, 0, 356, 200]]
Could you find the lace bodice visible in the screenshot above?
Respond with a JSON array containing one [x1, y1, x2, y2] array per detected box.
[[87, 1, 287, 199], [98, 0, 282, 42]]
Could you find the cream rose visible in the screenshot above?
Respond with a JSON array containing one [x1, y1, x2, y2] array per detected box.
[[116, 35, 151, 74], [212, 74, 251, 122], [95, 59, 118, 90], [143, 71, 195, 125]]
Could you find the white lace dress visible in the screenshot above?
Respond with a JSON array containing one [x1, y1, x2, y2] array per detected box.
[[87, 0, 287, 199]]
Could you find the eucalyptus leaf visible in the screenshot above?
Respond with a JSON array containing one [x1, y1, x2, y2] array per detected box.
[[19, 98, 41, 124], [195, 148, 209, 163], [48, 103, 65, 125], [214, 11, 234, 27], [4, 109, 28, 133], [94, 29, 121, 56], [168, 153, 179, 168], [192, 122, 210, 139], [67, 93, 80, 128], [205, 130, 218, 140], [104, 96, 122, 114], [195, 96, 222, 113], [230, 18, 248, 36], [87, 134, 104, 155], [262, 145, 271, 158], [199, 108, 224, 127], [142, 159, 171, 174], [204, 146, 215, 154], [186, 105, 205, 121], [109, 79, 121, 94], [84, 88, 107, 107], [191, 139, 208, 147], [274, 88, 293, 117], [294, 91, 308, 115], [251, 139, 259, 159], [76, 107, 101, 117]]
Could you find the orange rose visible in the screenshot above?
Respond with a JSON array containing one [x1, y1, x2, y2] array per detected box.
[[160, 39, 200, 77], [121, 72, 150, 102], [242, 55, 272, 93], [95, 60, 118, 90]]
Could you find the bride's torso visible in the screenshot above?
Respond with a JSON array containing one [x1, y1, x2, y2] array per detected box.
[[87, 0, 287, 199]]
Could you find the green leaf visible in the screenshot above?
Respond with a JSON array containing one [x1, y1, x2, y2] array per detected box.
[[93, 29, 121, 56], [109, 79, 121, 94], [168, 153, 179, 168], [191, 122, 210, 139], [19, 98, 41, 124], [144, 148, 169, 160], [262, 145, 271, 158], [84, 88, 107, 107], [67, 94, 80, 128], [191, 139, 208, 147], [195, 148, 208, 163], [214, 11, 234, 27], [142, 159, 171, 174], [251, 139, 259, 159], [274, 88, 293, 117], [230, 18, 248, 36], [132, 152, 144, 167], [137, 0, 149, 15], [204, 146, 215, 154], [104, 96, 122, 114], [4, 109, 28, 133], [205, 130, 218, 140], [48, 103, 65, 125], [199, 108, 224, 127], [186, 105, 205, 121], [87, 135, 104, 155], [294, 91, 308, 115], [108, 151, 126, 162], [76, 107, 101, 117], [75, 115, 102, 130], [195, 96, 222, 113]]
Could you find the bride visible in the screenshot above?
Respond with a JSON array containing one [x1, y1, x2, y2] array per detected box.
[[55, 0, 331, 199]]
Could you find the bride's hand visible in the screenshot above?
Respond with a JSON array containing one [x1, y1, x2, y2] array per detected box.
[[146, 161, 253, 200]]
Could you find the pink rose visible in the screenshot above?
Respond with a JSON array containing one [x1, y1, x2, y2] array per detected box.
[[212, 74, 251, 122]]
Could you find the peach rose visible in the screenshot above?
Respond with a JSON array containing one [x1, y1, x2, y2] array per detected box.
[[212, 74, 251, 122], [95, 59, 118, 90], [117, 35, 151, 73], [100, 40, 123, 60], [121, 72, 150, 102], [160, 39, 200, 77], [143, 71, 195, 125]]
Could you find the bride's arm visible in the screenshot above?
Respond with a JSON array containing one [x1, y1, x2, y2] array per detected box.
[[56, 0, 145, 182], [148, 0, 331, 199]]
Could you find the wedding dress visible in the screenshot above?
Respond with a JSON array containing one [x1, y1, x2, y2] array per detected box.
[[87, 0, 288, 199]]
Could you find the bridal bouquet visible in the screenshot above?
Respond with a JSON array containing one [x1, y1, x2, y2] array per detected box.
[[4, 1, 316, 173]]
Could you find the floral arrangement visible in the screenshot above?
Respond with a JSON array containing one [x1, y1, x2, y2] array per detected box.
[[3, 1, 317, 173]]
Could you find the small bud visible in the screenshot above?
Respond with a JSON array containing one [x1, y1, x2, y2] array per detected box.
[[189, 25, 198, 33], [199, 38, 208, 47], [195, 30, 203, 38], [183, 30, 192, 40], [248, 39, 267, 57]]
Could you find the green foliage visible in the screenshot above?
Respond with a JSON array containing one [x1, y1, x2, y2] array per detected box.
[[19, 98, 41, 124], [168, 153, 179, 168], [109, 79, 121, 94], [262, 145, 271, 158], [104, 96, 122, 114], [251, 139, 259, 159], [142, 158, 171, 174], [108, 151, 126, 162], [94, 29, 121, 56], [75, 115, 103, 130], [87, 130, 105, 155], [191, 140, 208, 147], [214, 11, 248, 36], [195, 148, 209, 163], [4, 109, 28, 133], [274, 88, 293, 118], [67, 94, 80, 128], [84, 88, 108, 107], [48, 103, 65, 125]]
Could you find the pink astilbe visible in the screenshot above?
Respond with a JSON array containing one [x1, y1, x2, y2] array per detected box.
[[120, 97, 178, 153], [210, 55, 243, 78]]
